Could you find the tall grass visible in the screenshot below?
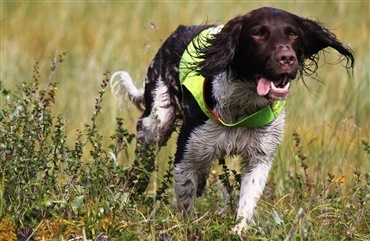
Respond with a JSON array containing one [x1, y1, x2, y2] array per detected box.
[[1, 1, 369, 240]]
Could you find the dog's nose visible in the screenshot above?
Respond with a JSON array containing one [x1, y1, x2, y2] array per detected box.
[[277, 49, 296, 66]]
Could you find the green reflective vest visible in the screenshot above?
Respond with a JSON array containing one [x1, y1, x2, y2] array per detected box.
[[179, 27, 286, 128]]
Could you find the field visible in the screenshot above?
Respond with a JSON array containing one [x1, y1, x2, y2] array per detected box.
[[1, 1, 369, 240]]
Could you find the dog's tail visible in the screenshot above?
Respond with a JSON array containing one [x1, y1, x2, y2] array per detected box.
[[110, 71, 145, 112]]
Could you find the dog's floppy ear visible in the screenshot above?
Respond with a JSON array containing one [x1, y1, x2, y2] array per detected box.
[[298, 17, 354, 70], [199, 15, 247, 77]]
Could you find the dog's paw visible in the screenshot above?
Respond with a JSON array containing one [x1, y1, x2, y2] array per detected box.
[[232, 217, 255, 236], [232, 223, 248, 235]]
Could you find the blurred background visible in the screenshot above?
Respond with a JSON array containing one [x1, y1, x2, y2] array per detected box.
[[1, 1, 369, 188]]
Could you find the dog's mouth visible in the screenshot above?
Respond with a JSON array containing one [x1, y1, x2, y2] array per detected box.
[[256, 75, 291, 99]]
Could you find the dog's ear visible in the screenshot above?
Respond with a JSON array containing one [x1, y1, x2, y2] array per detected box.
[[298, 17, 354, 70], [199, 15, 246, 77]]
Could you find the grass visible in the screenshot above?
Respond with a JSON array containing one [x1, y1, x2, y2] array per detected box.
[[1, 1, 369, 240]]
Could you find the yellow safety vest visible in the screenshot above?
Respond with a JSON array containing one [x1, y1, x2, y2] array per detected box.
[[179, 27, 286, 128]]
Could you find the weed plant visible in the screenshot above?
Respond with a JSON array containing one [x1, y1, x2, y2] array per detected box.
[[0, 53, 140, 240]]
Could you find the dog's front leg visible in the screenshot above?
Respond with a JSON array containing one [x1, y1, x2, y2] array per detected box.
[[173, 163, 198, 213], [233, 161, 272, 234], [174, 160, 212, 212]]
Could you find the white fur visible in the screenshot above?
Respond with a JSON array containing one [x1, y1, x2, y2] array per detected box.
[[212, 72, 270, 122]]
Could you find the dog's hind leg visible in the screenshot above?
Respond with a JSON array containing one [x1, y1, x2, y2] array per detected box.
[[128, 79, 178, 193], [110, 71, 177, 148], [139, 80, 177, 148], [111, 68, 180, 194]]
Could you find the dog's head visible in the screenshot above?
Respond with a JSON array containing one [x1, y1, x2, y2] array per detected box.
[[199, 7, 354, 100]]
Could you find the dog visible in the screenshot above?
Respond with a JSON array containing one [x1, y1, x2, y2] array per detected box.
[[110, 7, 354, 234]]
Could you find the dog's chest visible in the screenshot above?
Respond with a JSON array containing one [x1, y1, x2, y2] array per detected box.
[[184, 113, 285, 162]]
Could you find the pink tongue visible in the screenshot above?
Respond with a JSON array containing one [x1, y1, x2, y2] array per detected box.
[[257, 78, 271, 96]]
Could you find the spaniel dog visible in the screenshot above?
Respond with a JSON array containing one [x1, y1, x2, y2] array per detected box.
[[111, 7, 354, 234]]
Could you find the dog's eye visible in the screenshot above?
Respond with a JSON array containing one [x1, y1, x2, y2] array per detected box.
[[253, 31, 266, 39], [289, 32, 298, 40]]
